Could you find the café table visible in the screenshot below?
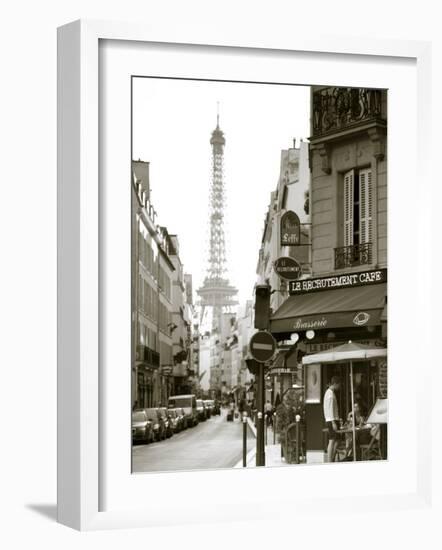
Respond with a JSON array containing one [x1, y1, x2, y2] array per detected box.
[[322, 425, 372, 461]]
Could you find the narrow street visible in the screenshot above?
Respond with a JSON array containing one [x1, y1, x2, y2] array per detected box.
[[132, 410, 254, 473]]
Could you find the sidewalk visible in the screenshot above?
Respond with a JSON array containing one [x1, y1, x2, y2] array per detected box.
[[234, 443, 291, 468], [234, 422, 291, 468]]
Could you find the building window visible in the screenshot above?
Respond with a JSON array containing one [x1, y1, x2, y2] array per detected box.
[[138, 232, 145, 266], [281, 186, 288, 209], [335, 167, 373, 269], [138, 275, 143, 310]]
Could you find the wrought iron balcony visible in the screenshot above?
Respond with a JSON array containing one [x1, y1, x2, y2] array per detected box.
[[136, 345, 160, 368], [312, 87, 384, 139], [334, 243, 372, 270]]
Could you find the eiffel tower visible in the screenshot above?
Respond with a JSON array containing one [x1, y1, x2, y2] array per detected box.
[[197, 110, 238, 333]]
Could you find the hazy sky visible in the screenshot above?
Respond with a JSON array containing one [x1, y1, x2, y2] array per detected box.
[[132, 77, 310, 306]]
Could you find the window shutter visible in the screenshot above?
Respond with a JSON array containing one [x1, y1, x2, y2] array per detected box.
[[359, 168, 373, 244], [343, 169, 354, 246]]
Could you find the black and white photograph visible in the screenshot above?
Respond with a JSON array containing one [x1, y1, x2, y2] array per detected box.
[[131, 78, 388, 472], [4, 0, 439, 543]]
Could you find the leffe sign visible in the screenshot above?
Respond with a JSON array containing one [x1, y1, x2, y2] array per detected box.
[[289, 268, 387, 295], [280, 211, 300, 246]]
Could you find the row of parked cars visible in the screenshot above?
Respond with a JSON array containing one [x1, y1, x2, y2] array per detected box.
[[132, 394, 221, 444]]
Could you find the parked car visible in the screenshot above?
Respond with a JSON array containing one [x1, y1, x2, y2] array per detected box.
[[204, 399, 217, 417], [132, 410, 154, 444], [158, 407, 174, 438], [168, 394, 199, 427], [176, 407, 188, 430], [196, 399, 207, 421], [167, 409, 182, 433], [143, 407, 166, 441]]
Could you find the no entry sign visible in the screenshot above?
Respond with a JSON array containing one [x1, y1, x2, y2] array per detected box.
[[249, 331, 277, 363]]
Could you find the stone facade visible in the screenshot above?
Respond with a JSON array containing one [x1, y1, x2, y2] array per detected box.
[[309, 87, 387, 277]]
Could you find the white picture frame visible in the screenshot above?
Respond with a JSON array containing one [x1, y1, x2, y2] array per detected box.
[[57, 19, 433, 531]]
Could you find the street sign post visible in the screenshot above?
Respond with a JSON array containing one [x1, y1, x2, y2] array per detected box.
[[249, 331, 277, 363], [249, 331, 276, 467]]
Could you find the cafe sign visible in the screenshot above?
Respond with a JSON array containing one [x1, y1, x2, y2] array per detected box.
[[289, 268, 387, 295], [280, 211, 300, 246], [274, 256, 302, 281]]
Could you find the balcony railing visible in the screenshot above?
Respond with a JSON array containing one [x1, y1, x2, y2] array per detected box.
[[334, 243, 372, 270], [136, 345, 160, 368], [312, 87, 383, 138]]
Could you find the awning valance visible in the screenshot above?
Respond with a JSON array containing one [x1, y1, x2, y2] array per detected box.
[[270, 283, 387, 334]]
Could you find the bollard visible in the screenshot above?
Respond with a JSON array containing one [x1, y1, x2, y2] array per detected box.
[[242, 412, 248, 467], [273, 413, 276, 445], [295, 414, 301, 464]]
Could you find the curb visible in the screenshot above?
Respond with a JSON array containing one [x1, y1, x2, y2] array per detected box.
[[247, 417, 257, 437], [234, 447, 256, 468]]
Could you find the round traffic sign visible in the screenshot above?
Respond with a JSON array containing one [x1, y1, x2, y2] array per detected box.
[[249, 331, 277, 363]]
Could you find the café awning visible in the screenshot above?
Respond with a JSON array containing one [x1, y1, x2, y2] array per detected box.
[[270, 283, 387, 334], [302, 340, 387, 365]]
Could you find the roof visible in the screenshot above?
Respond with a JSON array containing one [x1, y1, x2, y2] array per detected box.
[[270, 283, 386, 334]]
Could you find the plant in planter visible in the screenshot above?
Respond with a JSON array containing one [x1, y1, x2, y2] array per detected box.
[[275, 390, 305, 462]]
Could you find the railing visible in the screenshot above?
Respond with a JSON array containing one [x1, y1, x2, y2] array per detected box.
[[312, 87, 383, 138], [136, 345, 160, 368], [334, 243, 372, 269]]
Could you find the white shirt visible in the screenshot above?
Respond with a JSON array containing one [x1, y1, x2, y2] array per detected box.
[[323, 387, 339, 422]]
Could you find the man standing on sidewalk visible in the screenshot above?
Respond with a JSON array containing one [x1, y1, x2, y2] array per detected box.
[[264, 400, 273, 427], [323, 376, 340, 462]]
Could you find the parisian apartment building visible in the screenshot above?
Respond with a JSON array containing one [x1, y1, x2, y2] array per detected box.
[[131, 160, 196, 409]]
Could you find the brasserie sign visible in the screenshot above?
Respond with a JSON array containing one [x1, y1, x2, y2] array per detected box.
[[289, 268, 387, 295]]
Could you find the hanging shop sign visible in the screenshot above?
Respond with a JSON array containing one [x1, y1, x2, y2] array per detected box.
[[289, 268, 387, 295], [280, 211, 301, 246], [274, 256, 302, 281]]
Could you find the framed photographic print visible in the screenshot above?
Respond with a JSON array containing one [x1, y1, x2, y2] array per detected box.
[[57, 19, 433, 531]]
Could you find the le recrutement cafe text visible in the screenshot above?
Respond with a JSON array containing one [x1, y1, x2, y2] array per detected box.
[[269, 268, 387, 463]]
